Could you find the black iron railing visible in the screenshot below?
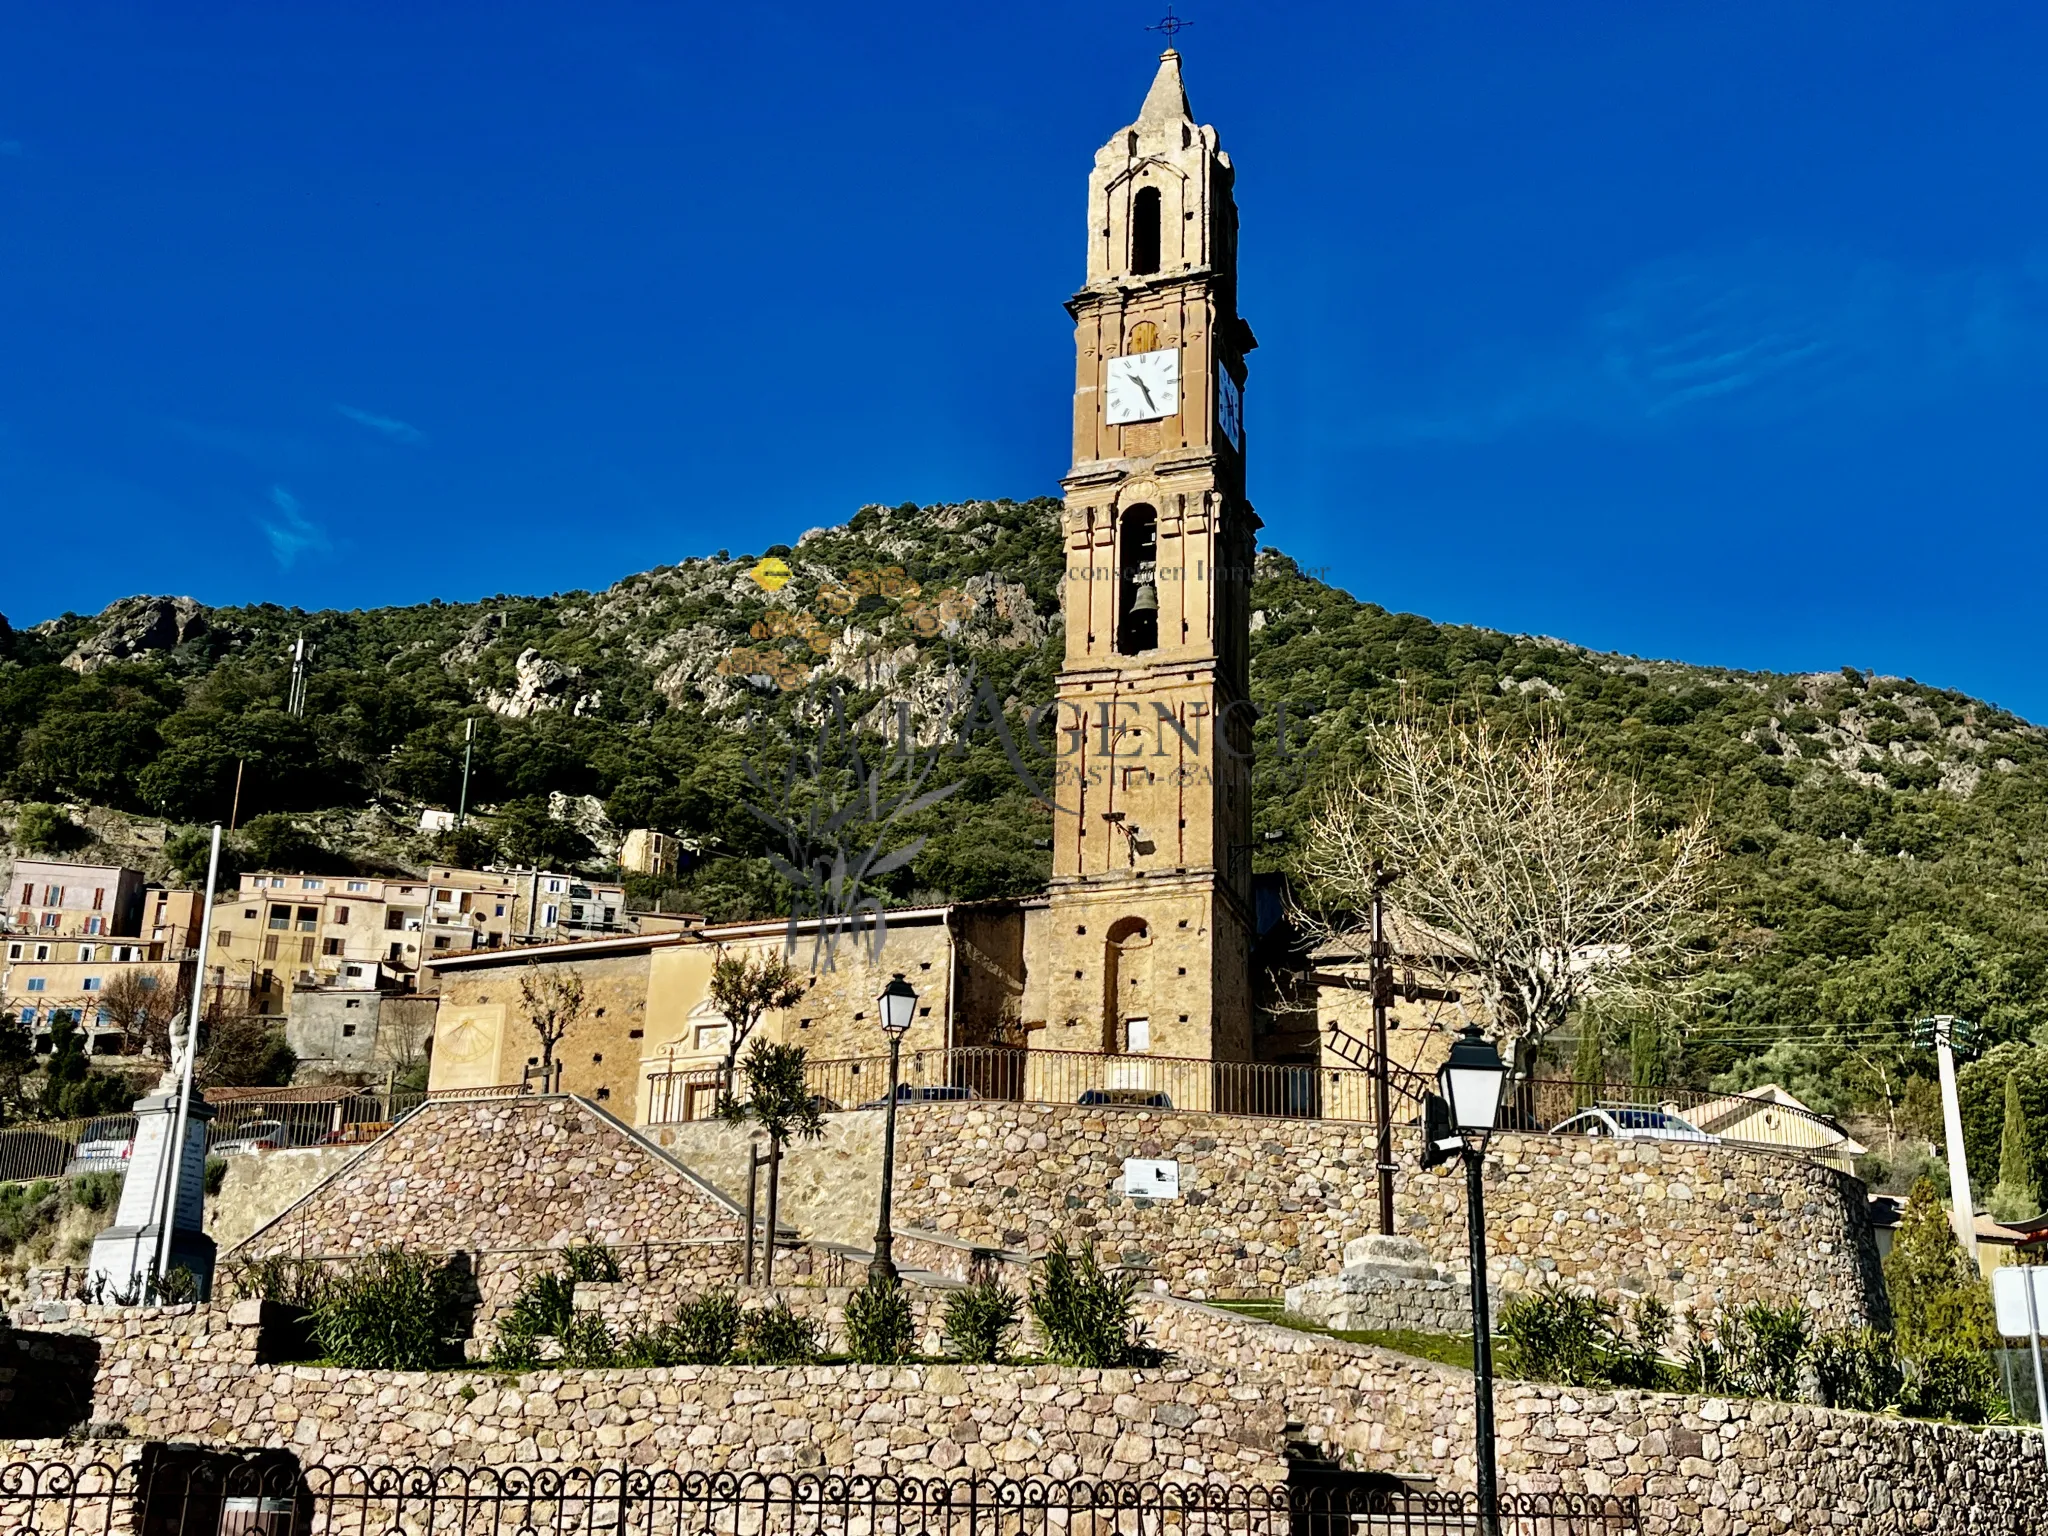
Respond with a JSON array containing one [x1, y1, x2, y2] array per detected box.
[[0, 1461, 1643, 1536]]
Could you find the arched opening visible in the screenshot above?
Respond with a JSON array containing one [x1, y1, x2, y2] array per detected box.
[[1116, 505, 1159, 656], [1130, 186, 1161, 275], [1102, 917, 1152, 1055]]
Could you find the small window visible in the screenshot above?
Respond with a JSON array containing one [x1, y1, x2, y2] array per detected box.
[[341, 1023, 356, 1037], [244, 908, 257, 919], [628, 1028, 644, 1039], [263, 935, 280, 961], [322, 937, 343, 956], [78, 945, 94, 962], [1130, 185, 1161, 274], [302, 878, 321, 890], [26, 978, 46, 992], [335, 906, 350, 924], [433, 935, 451, 949], [4, 945, 18, 960], [82, 976, 102, 992], [347, 880, 368, 892], [85, 916, 103, 936], [138, 976, 157, 991], [345, 998, 362, 1007], [218, 932, 232, 949], [92, 887, 105, 910]]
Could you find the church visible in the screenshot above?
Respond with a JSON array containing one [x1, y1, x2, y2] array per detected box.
[[424, 50, 1451, 1125]]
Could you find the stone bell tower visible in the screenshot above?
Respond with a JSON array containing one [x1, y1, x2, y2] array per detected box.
[[1040, 48, 1258, 1077]]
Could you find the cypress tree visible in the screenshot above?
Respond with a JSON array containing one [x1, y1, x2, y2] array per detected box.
[[1573, 1015, 1605, 1108], [1629, 1013, 1665, 1093], [1991, 1071, 2042, 1221], [1884, 1176, 1996, 1352]]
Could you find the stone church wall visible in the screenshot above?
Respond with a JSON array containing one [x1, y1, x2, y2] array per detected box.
[[889, 1102, 1885, 1325]]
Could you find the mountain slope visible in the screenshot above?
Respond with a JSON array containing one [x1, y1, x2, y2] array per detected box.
[[5, 496, 2046, 1109]]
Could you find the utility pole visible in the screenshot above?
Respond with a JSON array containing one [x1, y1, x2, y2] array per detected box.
[[1368, 862, 1398, 1236], [456, 717, 477, 827], [1925, 1014, 1978, 1260]]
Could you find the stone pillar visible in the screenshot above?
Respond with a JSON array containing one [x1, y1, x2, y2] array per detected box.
[[86, 1082, 216, 1301]]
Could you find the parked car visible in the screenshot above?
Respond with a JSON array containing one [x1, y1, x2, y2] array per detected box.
[[318, 1121, 392, 1146], [211, 1119, 290, 1155], [1551, 1105, 1718, 1145], [854, 1084, 979, 1110], [64, 1117, 136, 1176], [1078, 1089, 1174, 1109]]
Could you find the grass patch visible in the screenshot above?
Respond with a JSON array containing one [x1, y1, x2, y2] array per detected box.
[[1204, 1297, 1477, 1371]]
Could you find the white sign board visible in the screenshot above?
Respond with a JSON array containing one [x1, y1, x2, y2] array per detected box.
[[1994, 1265, 2048, 1337], [1123, 1158, 1180, 1200]]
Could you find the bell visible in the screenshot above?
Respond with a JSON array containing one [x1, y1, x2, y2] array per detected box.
[[1130, 580, 1159, 613]]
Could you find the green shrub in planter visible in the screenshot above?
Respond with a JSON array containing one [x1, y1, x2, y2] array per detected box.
[[845, 1273, 914, 1364], [1902, 1342, 1998, 1423], [560, 1242, 622, 1282], [942, 1279, 1021, 1364], [558, 1312, 618, 1367], [1028, 1237, 1150, 1368], [313, 1248, 462, 1370], [672, 1292, 743, 1364], [1810, 1328, 1903, 1412], [1497, 1284, 1616, 1387], [616, 1324, 686, 1367], [1724, 1302, 1809, 1400], [737, 1301, 820, 1365], [1604, 1297, 1675, 1390]]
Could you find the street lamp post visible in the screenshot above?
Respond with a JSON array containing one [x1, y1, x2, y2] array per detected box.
[[870, 972, 918, 1282], [1428, 1023, 1511, 1536]]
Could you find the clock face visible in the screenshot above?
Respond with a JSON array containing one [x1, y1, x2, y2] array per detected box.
[[1105, 347, 1180, 426], [1217, 365, 1243, 452]]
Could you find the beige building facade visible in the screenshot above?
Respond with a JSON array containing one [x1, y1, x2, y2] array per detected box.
[[7, 857, 147, 940]]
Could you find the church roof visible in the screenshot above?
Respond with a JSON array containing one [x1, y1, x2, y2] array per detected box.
[[1138, 48, 1192, 126]]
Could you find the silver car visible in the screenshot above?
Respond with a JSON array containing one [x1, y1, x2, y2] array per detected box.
[[1551, 1105, 1718, 1145]]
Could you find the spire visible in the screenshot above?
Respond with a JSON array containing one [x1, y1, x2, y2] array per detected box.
[[1137, 48, 1192, 126]]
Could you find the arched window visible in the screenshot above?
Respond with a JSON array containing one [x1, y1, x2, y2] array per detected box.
[[1130, 186, 1161, 275], [1116, 506, 1159, 656]]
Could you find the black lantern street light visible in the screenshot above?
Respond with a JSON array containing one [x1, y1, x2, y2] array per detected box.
[[870, 972, 919, 1282], [1428, 1023, 1511, 1536]]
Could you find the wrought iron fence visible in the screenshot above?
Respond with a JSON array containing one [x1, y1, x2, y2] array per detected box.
[[0, 1092, 433, 1184], [0, 1460, 1642, 1536], [641, 1044, 1853, 1164]]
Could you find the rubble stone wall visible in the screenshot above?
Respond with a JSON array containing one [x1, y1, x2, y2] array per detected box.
[[891, 1103, 1885, 1324], [19, 1295, 2039, 1534]]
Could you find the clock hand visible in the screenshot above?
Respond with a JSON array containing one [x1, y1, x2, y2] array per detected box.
[[1134, 377, 1156, 410]]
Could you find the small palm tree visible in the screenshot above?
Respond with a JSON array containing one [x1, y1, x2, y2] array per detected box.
[[720, 1039, 824, 1285]]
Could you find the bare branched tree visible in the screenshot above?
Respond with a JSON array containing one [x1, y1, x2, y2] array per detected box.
[[1296, 712, 1723, 1070], [101, 971, 183, 1062], [517, 966, 587, 1088]]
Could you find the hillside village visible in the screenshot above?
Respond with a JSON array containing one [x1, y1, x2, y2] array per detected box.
[[3, 43, 2047, 1536]]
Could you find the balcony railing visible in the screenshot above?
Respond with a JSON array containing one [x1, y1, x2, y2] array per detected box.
[[639, 1045, 1858, 1165]]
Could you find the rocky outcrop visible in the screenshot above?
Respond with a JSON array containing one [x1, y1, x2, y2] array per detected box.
[[61, 596, 211, 672], [481, 647, 576, 718]]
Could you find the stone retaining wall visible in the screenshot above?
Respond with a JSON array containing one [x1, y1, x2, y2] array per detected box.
[[8, 1293, 2041, 1533], [891, 1104, 1886, 1325]]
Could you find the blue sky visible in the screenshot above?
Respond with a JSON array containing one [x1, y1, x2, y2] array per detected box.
[[5, 2, 2047, 717]]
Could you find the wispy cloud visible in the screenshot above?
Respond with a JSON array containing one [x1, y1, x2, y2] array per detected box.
[[259, 485, 331, 568], [1369, 242, 2048, 444], [335, 403, 426, 444]]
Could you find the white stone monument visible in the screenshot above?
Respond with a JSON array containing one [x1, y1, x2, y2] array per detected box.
[[86, 1073, 215, 1301]]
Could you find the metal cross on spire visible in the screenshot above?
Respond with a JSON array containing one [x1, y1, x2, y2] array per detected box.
[[1146, 4, 1192, 44]]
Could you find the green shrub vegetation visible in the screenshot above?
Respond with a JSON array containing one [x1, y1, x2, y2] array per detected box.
[[942, 1279, 1023, 1364], [672, 1291, 744, 1364], [735, 1301, 820, 1365], [1027, 1237, 1154, 1368], [844, 1272, 915, 1364], [312, 1248, 464, 1370]]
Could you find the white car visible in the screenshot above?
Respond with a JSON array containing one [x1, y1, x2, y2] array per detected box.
[[1551, 1105, 1719, 1145]]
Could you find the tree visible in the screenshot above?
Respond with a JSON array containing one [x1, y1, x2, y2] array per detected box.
[[1296, 712, 1723, 1068], [238, 813, 320, 872], [99, 971, 182, 1061], [1571, 1014, 1605, 1109], [198, 1011, 296, 1088], [517, 966, 586, 1088], [14, 802, 83, 853], [706, 951, 808, 1093], [1992, 1072, 2041, 1221], [1884, 1176, 1995, 1354], [433, 822, 500, 870], [36, 1016, 138, 1120], [498, 798, 591, 868], [718, 1038, 824, 1285]]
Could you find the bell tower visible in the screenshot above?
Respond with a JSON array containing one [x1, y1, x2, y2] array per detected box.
[[1041, 48, 1258, 1075]]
